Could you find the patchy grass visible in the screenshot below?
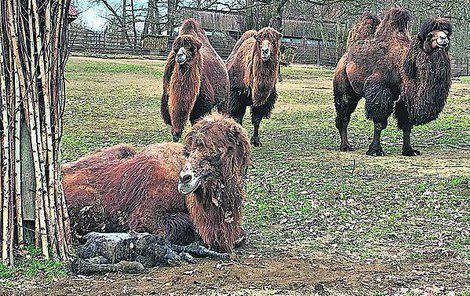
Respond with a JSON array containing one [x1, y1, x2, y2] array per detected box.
[[60, 56, 470, 294], [0, 246, 67, 288]]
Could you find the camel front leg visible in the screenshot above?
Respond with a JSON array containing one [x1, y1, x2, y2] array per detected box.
[[250, 91, 277, 147], [401, 128, 420, 156], [364, 73, 395, 156], [251, 115, 263, 147], [395, 100, 421, 156], [366, 119, 387, 156]]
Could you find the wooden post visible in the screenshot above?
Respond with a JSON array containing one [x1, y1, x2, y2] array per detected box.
[[317, 42, 321, 65]]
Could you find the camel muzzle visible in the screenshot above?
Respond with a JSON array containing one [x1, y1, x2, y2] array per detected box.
[[178, 163, 202, 194], [261, 47, 271, 61], [175, 47, 187, 64], [436, 31, 449, 48], [436, 37, 449, 48]]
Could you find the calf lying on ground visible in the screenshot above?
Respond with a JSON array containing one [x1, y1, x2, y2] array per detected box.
[[72, 232, 230, 275]]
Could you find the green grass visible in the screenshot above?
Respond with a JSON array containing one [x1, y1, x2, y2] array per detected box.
[[0, 246, 67, 287], [65, 58, 166, 79], [64, 57, 470, 262]]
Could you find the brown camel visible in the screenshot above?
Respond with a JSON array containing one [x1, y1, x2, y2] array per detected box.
[[64, 113, 251, 252], [225, 27, 282, 146], [161, 18, 229, 142], [333, 8, 452, 156]]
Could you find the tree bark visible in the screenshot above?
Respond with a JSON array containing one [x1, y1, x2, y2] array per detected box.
[[0, 0, 72, 265], [167, 0, 177, 36]]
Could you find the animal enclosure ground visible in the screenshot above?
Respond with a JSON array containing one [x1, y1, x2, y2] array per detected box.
[[7, 57, 469, 295]]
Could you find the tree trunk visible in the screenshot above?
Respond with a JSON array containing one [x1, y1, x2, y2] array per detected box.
[[167, 0, 177, 36], [0, 0, 72, 265], [129, 0, 138, 47], [245, 0, 255, 30], [121, 0, 127, 45], [143, 0, 158, 38]]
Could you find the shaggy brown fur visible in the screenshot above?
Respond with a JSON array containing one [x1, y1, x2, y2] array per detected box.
[[333, 8, 452, 156], [226, 30, 257, 64], [64, 114, 250, 252], [161, 18, 229, 142], [183, 113, 251, 252], [225, 27, 282, 147], [334, 13, 381, 120], [346, 13, 381, 47]]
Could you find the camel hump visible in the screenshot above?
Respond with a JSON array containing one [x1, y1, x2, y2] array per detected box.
[[63, 144, 136, 173], [347, 13, 380, 47], [226, 30, 258, 64], [140, 143, 183, 158], [241, 30, 257, 40], [180, 18, 199, 33], [375, 8, 411, 39], [180, 18, 206, 38], [383, 7, 411, 24]]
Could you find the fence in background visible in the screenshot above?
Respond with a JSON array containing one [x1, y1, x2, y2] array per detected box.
[[69, 29, 344, 66], [452, 57, 470, 77], [69, 29, 469, 76]]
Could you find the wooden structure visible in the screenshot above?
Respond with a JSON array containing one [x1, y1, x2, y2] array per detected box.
[[69, 8, 469, 75]]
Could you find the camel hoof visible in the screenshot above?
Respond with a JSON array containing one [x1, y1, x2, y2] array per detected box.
[[402, 148, 421, 156], [366, 147, 385, 156], [340, 144, 354, 152], [250, 137, 261, 147]]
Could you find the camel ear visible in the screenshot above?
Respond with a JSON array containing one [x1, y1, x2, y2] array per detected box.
[[193, 38, 202, 51]]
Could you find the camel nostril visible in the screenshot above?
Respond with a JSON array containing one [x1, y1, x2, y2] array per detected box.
[[181, 174, 192, 184]]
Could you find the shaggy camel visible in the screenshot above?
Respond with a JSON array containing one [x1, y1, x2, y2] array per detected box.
[[225, 27, 282, 146], [334, 8, 452, 156], [161, 18, 229, 142], [64, 113, 251, 252]]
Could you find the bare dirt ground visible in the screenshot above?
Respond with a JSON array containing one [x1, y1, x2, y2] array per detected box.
[[23, 246, 469, 295]]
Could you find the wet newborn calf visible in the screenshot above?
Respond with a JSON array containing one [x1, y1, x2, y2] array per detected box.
[[72, 232, 230, 275]]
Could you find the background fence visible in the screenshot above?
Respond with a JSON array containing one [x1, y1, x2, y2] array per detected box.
[[69, 29, 469, 76]]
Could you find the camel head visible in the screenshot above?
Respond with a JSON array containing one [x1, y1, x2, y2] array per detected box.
[[172, 34, 202, 66], [255, 27, 282, 62], [178, 113, 250, 195], [418, 18, 452, 53]]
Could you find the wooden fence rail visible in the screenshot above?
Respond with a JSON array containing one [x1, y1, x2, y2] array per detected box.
[[69, 29, 469, 76]]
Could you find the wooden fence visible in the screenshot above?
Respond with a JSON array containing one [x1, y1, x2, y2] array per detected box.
[[70, 29, 343, 66], [69, 29, 469, 76], [452, 57, 470, 77]]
